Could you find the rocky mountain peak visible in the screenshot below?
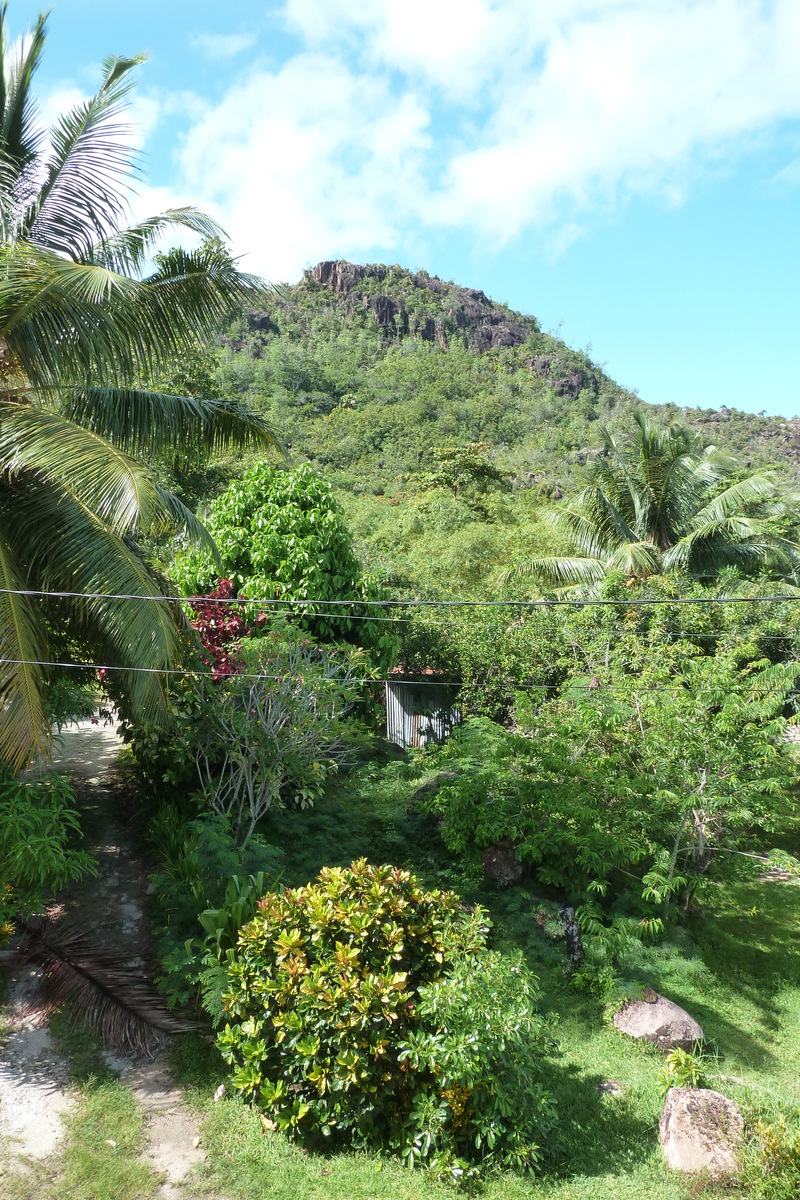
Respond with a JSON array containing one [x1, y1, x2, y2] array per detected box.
[[306, 259, 536, 353]]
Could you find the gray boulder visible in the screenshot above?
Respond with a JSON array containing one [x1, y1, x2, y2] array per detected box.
[[481, 839, 523, 886], [660, 1087, 743, 1176], [613, 991, 704, 1051]]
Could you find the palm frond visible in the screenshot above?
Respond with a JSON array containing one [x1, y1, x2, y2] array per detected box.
[[154, 486, 219, 557], [713, 575, 800, 600], [578, 486, 639, 550], [12, 480, 183, 727], [132, 244, 268, 368], [0, 405, 167, 535], [0, 7, 47, 238], [664, 517, 797, 578], [19, 918, 194, 1056], [86, 207, 233, 276], [517, 555, 608, 587], [693, 443, 740, 483], [0, 6, 46, 163], [590, 431, 642, 527], [543, 501, 611, 558], [197, 396, 282, 455], [1, 239, 269, 389], [606, 540, 662, 578], [0, 499, 50, 769], [23, 54, 145, 256], [690, 473, 776, 525], [58, 387, 281, 460], [1, 244, 143, 387]]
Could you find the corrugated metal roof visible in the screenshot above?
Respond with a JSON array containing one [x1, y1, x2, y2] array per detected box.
[[385, 681, 462, 749]]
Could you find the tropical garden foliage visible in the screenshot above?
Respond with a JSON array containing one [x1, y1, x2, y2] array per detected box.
[[0, 10, 276, 769], [2, 10, 800, 1197], [0, 767, 94, 934], [217, 859, 558, 1171], [173, 460, 399, 671], [419, 645, 799, 919]]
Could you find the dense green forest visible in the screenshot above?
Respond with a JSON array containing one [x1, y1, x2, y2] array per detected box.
[[125, 263, 800, 1196]]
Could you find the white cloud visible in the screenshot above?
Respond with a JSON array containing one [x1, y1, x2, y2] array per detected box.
[[157, 0, 800, 276], [283, 0, 521, 97], [38, 85, 87, 130], [176, 54, 430, 280], [434, 0, 800, 238], [190, 33, 257, 61], [771, 157, 800, 186]]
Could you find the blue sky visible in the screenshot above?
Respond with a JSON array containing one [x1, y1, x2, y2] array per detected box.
[[11, 0, 800, 418]]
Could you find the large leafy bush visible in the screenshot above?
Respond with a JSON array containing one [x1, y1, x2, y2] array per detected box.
[[124, 632, 365, 841], [399, 951, 558, 1172], [173, 461, 398, 671], [420, 645, 800, 920], [217, 860, 557, 1169], [149, 808, 283, 1008]]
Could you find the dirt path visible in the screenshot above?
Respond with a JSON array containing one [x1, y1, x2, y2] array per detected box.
[[0, 721, 207, 1196]]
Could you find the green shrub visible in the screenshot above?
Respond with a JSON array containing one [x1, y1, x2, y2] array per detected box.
[[195, 874, 273, 1025], [191, 638, 366, 845], [149, 811, 283, 1008], [738, 1117, 800, 1200], [217, 860, 489, 1147], [125, 634, 367, 840], [0, 768, 95, 937], [419, 640, 799, 914], [398, 950, 559, 1173], [658, 1045, 709, 1094], [172, 461, 399, 673]]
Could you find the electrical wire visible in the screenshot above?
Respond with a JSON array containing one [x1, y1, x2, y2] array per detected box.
[[7, 584, 800, 636], [6, 588, 800, 693], [5, 657, 797, 700], [3, 586, 800, 609]]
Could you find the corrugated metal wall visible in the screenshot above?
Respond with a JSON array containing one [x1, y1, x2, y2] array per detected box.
[[385, 682, 462, 748]]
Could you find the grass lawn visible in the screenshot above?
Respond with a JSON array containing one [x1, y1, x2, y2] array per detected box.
[[167, 761, 800, 1200]]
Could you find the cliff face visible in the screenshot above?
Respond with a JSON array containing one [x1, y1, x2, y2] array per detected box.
[[305, 259, 601, 401], [300, 259, 800, 467], [308, 259, 534, 353]]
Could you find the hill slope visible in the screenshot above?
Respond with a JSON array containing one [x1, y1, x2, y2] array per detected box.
[[199, 260, 800, 596], [221, 259, 800, 485]]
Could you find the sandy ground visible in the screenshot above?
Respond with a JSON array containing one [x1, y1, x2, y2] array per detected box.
[[0, 720, 207, 1195]]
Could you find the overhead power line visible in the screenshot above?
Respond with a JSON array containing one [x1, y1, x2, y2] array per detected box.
[[2, 586, 800, 609], [6, 657, 798, 700]]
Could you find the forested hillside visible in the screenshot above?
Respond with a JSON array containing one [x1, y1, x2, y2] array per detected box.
[[185, 259, 800, 598]]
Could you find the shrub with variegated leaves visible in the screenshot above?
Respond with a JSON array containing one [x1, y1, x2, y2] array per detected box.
[[217, 859, 488, 1149]]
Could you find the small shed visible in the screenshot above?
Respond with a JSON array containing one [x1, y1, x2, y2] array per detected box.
[[384, 677, 462, 749]]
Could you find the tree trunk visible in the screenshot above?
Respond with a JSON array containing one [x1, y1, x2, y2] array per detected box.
[[559, 906, 584, 967]]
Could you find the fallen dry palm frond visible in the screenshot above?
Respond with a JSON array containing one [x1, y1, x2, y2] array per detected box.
[[12, 918, 195, 1056]]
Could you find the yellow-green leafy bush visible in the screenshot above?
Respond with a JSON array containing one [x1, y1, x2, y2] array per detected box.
[[218, 860, 558, 1172], [218, 860, 477, 1141]]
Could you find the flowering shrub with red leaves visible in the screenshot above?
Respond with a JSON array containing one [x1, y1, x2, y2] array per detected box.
[[189, 579, 267, 681]]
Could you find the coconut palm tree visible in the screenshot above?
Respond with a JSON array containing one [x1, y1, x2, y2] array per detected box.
[[514, 413, 800, 592], [0, 8, 278, 768]]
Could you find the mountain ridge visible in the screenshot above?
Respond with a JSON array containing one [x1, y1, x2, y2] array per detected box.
[[192, 258, 800, 597], [221, 258, 800, 485]]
